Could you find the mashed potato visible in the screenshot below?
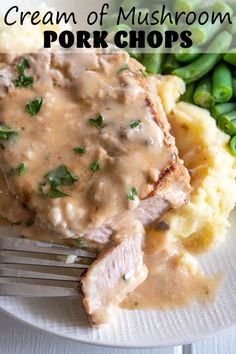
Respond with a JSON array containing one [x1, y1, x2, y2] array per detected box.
[[154, 76, 236, 254], [0, 4, 71, 62]]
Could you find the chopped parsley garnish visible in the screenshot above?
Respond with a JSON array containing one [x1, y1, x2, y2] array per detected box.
[[122, 274, 128, 282], [88, 114, 104, 129], [26, 97, 43, 116], [140, 69, 148, 78], [40, 165, 79, 199], [127, 187, 138, 201], [7, 163, 27, 177], [47, 187, 69, 199], [73, 146, 87, 154], [15, 75, 34, 88], [18, 163, 28, 176], [15, 57, 34, 88], [130, 120, 141, 129], [75, 238, 85, 247], [0, 125, 18, 140], [45, 165, 78, 187], [17, 58, 29, 75], [26, 218, 34, 227], [37, 182, 45, 195], [117, 64, 129, 74], [90, 160, 101, 173]]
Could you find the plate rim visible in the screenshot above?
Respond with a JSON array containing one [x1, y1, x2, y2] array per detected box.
[[1, 212, 236, 348], [1, 305, 236, 348]]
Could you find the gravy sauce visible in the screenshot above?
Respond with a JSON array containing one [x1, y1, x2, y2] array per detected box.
[[122, 229, 221, 310], [0, 49, 174, 239]]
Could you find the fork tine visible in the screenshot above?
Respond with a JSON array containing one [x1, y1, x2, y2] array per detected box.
[[0, 276, 80, 287], [0, 236, 96, 297], [0, 266, 84, 281], [0, 254, 91, 268], [0, 237, 96, 258], [0, 282, 81, 297]]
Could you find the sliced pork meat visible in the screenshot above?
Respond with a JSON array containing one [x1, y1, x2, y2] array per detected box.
[[0, 48, 190, 244], [81, 218, 147, 326]]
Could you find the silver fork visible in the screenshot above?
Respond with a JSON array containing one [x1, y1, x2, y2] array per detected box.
[[0, 236, 97, 297]]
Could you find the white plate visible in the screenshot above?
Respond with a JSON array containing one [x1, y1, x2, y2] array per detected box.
[[1, 0, 236, 348], [0, 210, 236, 348]]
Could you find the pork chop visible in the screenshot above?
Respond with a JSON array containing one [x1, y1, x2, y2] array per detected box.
[[81, 217, 147, 326], [0, 48, 191, 326], [0, 48, 190, 243]]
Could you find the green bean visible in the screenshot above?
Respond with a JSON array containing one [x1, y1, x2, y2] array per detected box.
[[218, 111, 236, 136], [213, 2, 234, 19], [193, 76, 215, 109], [110, 24, 131, 32], [108, 0, 120, 14], [173, 47, 201, 63], [172, 32, 232, 84], [121, 0, 143, 11], [189, 2, 233, 46], [211, 103, 236, 121], [174, 0, 203, 12], [103, 13, 119, 30], [142, 53, 165, 74], [224, 48, 236, 67], [128, 49, 143, 62], [151, 5, 176, 31], [228, 16, 236, 35], [108, 21, 142, 61], [180, 83, 195, 104], [212, 63, 233, 103], [232, 78, 236, 101], [190, 22, 222, 46], [162, 55, 180, 74], [151, 23, 168, 35], [133, 8, 150, 28], [230, 2, 236, 13], [208, 32, 232, 53], [108, 24, 131, 47], [229, 135, 236, 156]]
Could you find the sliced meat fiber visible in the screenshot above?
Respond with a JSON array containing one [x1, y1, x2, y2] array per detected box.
[[81, 219, 147, 326]]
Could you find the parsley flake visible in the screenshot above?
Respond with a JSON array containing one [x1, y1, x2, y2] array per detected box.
[[130, 120, 141, 129], [140, 69, 148, 78], [18, 163, 28, 176], [73, 146, 87, 154], [45, 165, 78, 187], [127, 187, 138, 201], [122, 274, 129, 282], [90, 160, 102, 173], [15, 75, 34, 88], [0, 125, 18, 140], [26, 97, 43, 116], [47, 187, 69, 199], [117, 64, 129, 74], [40, 165, 78, 199], [75, 238, 85, 247], [17, 58, 29, 75], [15, 57, 34, 88], [88, 114, 104, 129]]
